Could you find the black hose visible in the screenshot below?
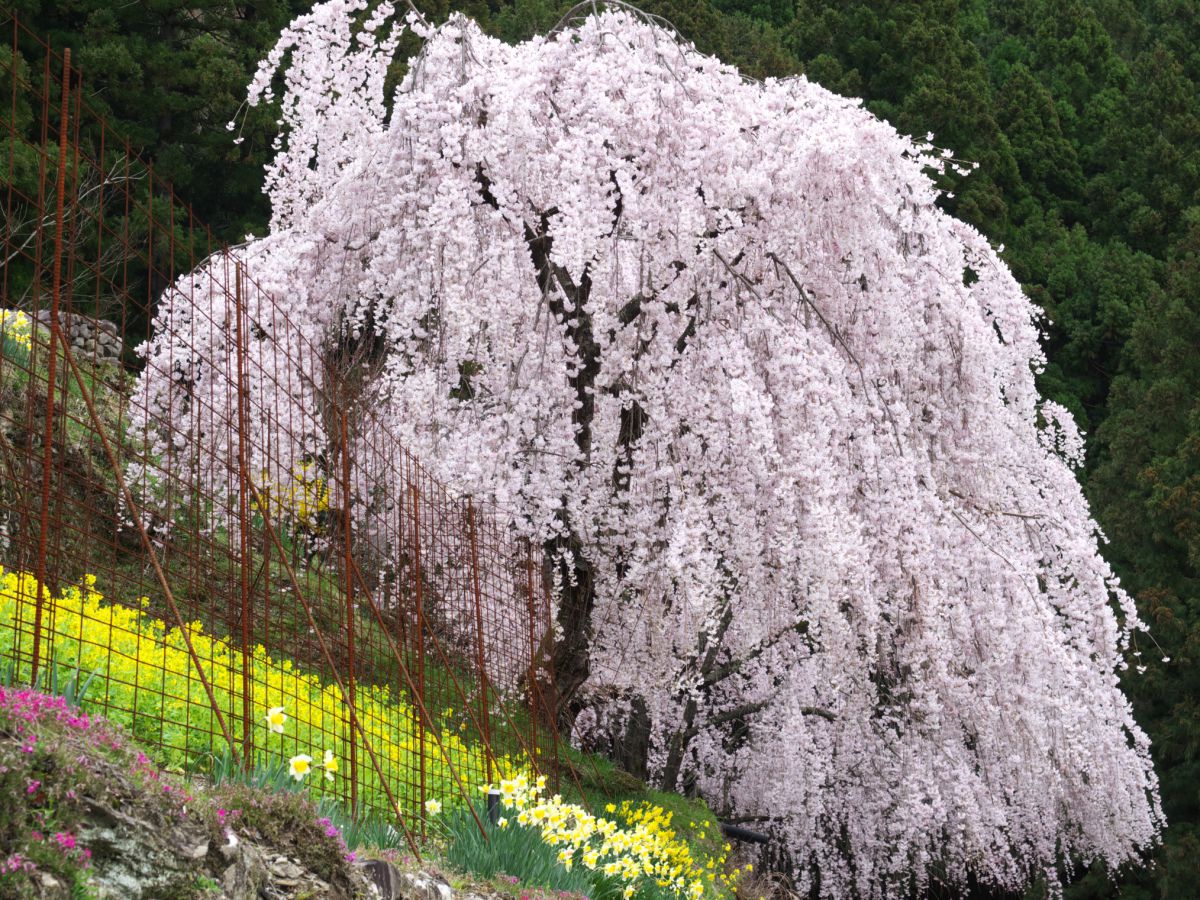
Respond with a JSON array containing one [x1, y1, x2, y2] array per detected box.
[[719, 821, 769, 844]]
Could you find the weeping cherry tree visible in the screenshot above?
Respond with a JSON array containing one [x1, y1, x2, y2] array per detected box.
[[131, 1, 1163, 894]]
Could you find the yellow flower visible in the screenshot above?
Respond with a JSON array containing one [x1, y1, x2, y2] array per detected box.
[[425, 798, 442, 815], [498, 818, 508, 829], [322, 749, 337, 781], [265, 706, 287, 733], [288, 754, 312, 781], [0, 310, 33, 352]]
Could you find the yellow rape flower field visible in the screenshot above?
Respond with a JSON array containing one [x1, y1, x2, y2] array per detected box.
[[0, 565, 516, 818]]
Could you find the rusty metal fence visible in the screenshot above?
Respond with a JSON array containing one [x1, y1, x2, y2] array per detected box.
[[0, 15, 564, 850]]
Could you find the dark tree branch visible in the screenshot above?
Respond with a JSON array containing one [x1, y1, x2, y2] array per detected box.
[[702, 618, 809, 687]]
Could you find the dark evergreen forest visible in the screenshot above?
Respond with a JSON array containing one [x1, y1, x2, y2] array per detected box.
[[4, 0, 1198, 896]]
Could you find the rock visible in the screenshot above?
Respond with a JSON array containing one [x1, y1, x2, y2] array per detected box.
[[77, 799, 210, 899], [218, 837, 270, 900], [38, 871, 68, 897], [356, 859, 405, 898], [352, 862, 459, 900], [269, 855, 305, 880], [397, 871, 454, 900]]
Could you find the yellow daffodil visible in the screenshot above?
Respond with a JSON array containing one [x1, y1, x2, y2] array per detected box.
[[0, 310, 33, 352], [425, 798, 442, 815], [322, 749, 337, 781], [265, 706, 287, 733], [288, 754, 312, 780]]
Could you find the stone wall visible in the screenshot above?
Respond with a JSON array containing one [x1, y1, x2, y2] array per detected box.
[[33, 310, 123, 364]]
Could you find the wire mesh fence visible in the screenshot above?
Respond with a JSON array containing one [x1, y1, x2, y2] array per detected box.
[[0, 13, 564, 849]]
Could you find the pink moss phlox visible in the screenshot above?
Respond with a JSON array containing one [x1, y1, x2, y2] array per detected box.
[[315, 815, 353, 861], [2, 853, 37, 874], [53, 832, 76, 851], [0, 688, 122, 752]]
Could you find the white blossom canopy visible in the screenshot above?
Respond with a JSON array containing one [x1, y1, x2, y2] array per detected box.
[[133, 1, 1162, 894]]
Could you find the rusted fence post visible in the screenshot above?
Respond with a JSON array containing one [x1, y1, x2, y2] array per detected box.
[[234, 261, 254, 767], [410, 481, 428, 834], [467, 499, 494, 786], [524, 540, 541, 769], [340, 410, 358, 814], [542, 575, 560, 792], [31, 47, 71, 684]]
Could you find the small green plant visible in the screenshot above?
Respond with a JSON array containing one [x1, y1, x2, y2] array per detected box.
[[204, 744, 310, 797], [194, 874, 222, 893], [41, 658, 101, 708], [3, 656, 101, 708], [312, 795, 406, 852]]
